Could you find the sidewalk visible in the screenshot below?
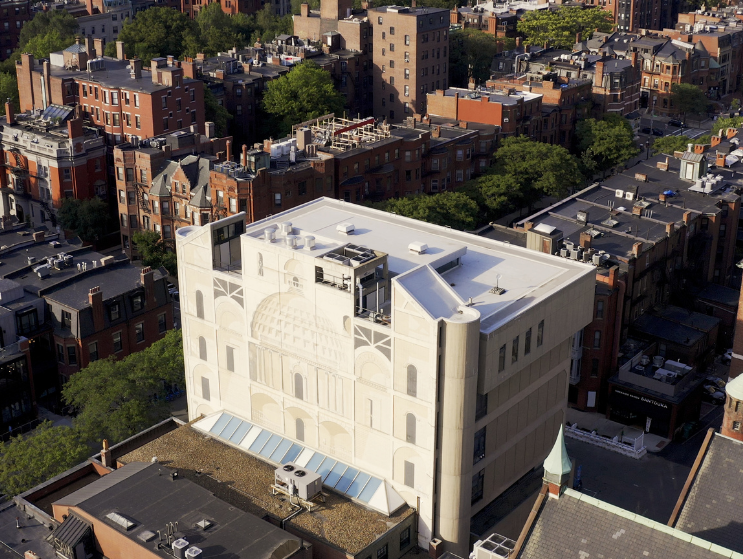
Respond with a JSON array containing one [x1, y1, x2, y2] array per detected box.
[[37, 406, 73, 429], [565, 407, 670, 453]]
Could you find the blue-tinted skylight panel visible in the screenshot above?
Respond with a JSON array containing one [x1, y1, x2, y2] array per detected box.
[[220, 416, 242, 439], [281, 444, 303, 464], [345, 472, 370, 498], [305, 453, 325, 472], [335, 467, 359, 494], [209, 413, 232, 435], [249, 430, 271, 453], [317, 458, 337, 481], [358, 477, 382, 503], [229, 422, 252, 444], [324, 462, 348, 488], [270, 439, 293, 462], [259, 434, 282, 457]]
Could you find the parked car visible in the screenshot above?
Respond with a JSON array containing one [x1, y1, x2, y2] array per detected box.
[[640, 127, 652, 134], [651, 128, 665, 136], [668, 119, 683, 127], [706, 376, 726, 389], [702, 385, 726, 404]]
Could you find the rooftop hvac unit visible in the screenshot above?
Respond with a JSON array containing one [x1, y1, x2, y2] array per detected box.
[[48, 241, 61, 248], [64, 255, 74, 267], [561, 248, 569, 258], [172, 539, 189, 559], [408, 241, 428, 254], [592, 253, 601, 266], [274, 463, 323, 500], [34, 264, 51, 278], [263, 229, 276, 243], [653, 355, 664, 368], [185, 547, 202, 559], [303, 235, 315, 250], [285, 235, 298, 249], [279, 221, 293, 234], [570, 248, 581, 260], [27, 256, 36, 265], [337, 223, 355, 235], [564, 241, 574, 251]]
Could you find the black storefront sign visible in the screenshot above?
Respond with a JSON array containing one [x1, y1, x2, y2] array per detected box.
[[610, 388, 673, 420]]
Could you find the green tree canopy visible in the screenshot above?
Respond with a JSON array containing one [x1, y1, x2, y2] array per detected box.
[[0, 421, 89, 496], [449, 29, 512, 88], [251, 5, 293, 44], [22, 29, 76, 60], [652, 134, 698, 155], [112, 7, 199, 63], [471, 136, 582, 217], [380, 192, 479, 230], [204, 87, 232, 137], [575, 114, 639, 177], [671, 83, 710, 121], [712, 116, 743, 136], [517, 7, 614, 50], [132, 230, 178, 276], [262, 61, 346, 136], [0, 72, 19, 117], [19, 10, 78, 51], [58, 198, 110, 243], [191, 3, 253, 56], [63, 329, 185, 445]]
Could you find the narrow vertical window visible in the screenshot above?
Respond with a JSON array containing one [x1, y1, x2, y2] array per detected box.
[[199, 336, 207, 360], [406, 364, 417, 397], [195, 290, 204, 319], [406, 413, 416, 444], [296, 418, 305, 441], [294, 372, 304, 400]]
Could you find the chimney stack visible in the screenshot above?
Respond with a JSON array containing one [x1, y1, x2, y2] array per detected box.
[[300, 2, 309, 16], [116, 41, 125, 60], [579, 231, 591, 249], [683, 211, 692, 225], [5, 99, 14, 125], [67, 117, 84, 139], [100, 439, 113, 468], [93, 38, 104, 59], [85, 36, 94, 57], [32, 230, 44, 242], [89, 286, 104, 331], [141, 266, 155, 308], [716, 151, 726, 167], [130, 58, 142, 79], [608, 265, 618, 288], [226, 140, 232, 162], [242, 144, 248, 167], [515, 37, 522, 48], [523, 221, 534, 231], [575, 32, 581, 43], [632, 242, 643, 257], [666, 222, 674, 235]]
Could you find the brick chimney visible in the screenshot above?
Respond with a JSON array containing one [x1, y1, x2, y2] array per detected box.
[[93, 38, 104, 58], [515, 37, 522, 48], [141, 266, 155, 308], [300, 2, 309, 16], [711, 134, 722, 147], [608, 265, 618, 288], [579, 231, 591, 249], [595, 60, 604, 88], [659, 193, 666, 203], [226, 140, 232, 162], [632, 242, 643, 257], [575, 32, 581, 43], [683, 211, 692, 225], [657, 157, 669, 171], [182, 59, 195, 79], [100, 438, 113, 468], [130, 58, 142, 79], [85, 36, 94, 57], [67, 118, 84, 139], [630, 51, 638, 67], [523, 221, 534, 231], [32, 230, 44, 242], [727, 127, 738, 139], [666, 222, 674, 235], [716, 151, 727, 167], [115, 41, 125, 60], [5, 100, 14, 125], [242, 144, 248, 167], [89, 286, 104, 331]]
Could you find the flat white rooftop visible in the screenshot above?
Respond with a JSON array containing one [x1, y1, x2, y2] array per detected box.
[[243, 198, 594, 333]]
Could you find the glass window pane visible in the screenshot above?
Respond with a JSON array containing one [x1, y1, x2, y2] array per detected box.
[[306, 453, 326, 472], [209, 413, 232, 434], [220, 416, 242, 439], [336, 467, 359, 493], [281, 444, 303, 464], [324, 462, 348, 488], [270, 439, 293, 462], [259, 434, 283, 457], [317, 458, 337, 481], [358, 477, 382, 503], [229, 422, 252, 444], [346, 472, 371, 498], [249, 430, 272, 453]]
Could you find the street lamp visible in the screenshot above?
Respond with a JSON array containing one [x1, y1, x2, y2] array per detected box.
[[645, 140, 650, 160]]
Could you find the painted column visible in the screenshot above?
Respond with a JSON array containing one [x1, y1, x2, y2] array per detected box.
[[436, 306, 480, 558]]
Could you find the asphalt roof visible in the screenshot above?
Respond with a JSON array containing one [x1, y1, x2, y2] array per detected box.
[[56, 462, 305, 559], [631, 313, 706, 347], [674, 434, 743, 553], [516, 488, 732, 559], [0, 503, 53, 559], [652, 305, 720, 333], [696, 283, 740, 308]]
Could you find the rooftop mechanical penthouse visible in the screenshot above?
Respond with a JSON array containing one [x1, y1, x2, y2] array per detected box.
[[175, 198, 596, 557]]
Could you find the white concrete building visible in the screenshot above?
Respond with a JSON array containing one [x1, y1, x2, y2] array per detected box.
[[176, 198, 596, 558]]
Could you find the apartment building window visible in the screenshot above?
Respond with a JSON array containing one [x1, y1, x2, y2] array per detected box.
[[512, 335, 519, 363], [153, 201, 159, 214], [89, 342, 99, 362], [162, 201, 170, 215], [163, 225, 172, 239], [473, 427, 486, 464], [404, 85, 409, 96], [274, 193, 282, 206], [131, 292, 144, 312], [404, 34, 410, 45], [537, 320, 544, 347], [57, 343, 65, 363], [403, 461, 414, 488], [109, 302, 120, 321], [593, 330, 601, 348], [378, 16, 382, 23], [62, 310, 72, 329], [405, 150, 411, 162], [82, 84, 87, 97], [113, 113, 120, 126], [475, 392, 488, 420], [16, 309, 38, 335], [525, 327, 532, 355], [66, 345, 78, 366], [158, 313, 167, 334], [472, 471, 484, 504], [111, 331, 122, 353], [190, 90, 195, 101], [118, 189, 125, 204], [94, 87, 99, 100], [498, 344, 506, 372], [120, 213, 128, 227], [406, 413, 416, 444], [63, 168, 71, 181], [135, 115, 141, 129], [596, 301, 604, 319], [135, 322, 145, 343], [163, 117, 169, 130], [400, 527, 411, 551], [390, 43, 395, 52], [103, 90, 109, 104], [591, 358, 599, 378]]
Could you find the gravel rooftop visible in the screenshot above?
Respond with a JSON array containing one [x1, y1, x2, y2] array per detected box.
[[118, 425, 413, 554]]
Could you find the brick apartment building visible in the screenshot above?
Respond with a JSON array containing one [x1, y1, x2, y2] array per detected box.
[[114, 114, 499, 258], [584, 0, 673, 32], [293, 0, 449, 122], [0, 102, 107, 228], [0, 0, 30, 61], [449, 5, 517, 39], [16, 41, 206, 146]]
